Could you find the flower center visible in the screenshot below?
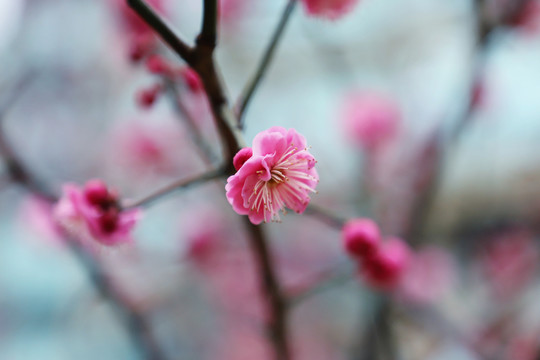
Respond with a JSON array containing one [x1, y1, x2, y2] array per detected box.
[[269, 168, 287, 186]]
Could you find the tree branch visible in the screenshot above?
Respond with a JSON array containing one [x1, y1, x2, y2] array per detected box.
[[304, 203, 347, 229], [66, 238, 167, 360], [127, 0, 194, 62], [288, 261, 353, 305], [128, 3, 290, 358], [236, 0, 298, 127], [244, 219, 291, 360], [124, 167, 226, 209], [128, 0, 245, 165], [164, 79, 219, 165], [197, 0, 218, 49]]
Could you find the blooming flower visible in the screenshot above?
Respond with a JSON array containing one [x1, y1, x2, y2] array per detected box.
[[300, 0, 360, 20], [226, 127, 319, 224], [53, 179, 141, 246]]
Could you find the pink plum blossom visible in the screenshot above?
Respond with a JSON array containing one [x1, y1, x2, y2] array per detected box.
[[341, 91, 401, 151], [362, 237, 411, 290], [112, 0, 166, 61], [53, 179, 141, 246], [233, 147, 253, 171], [300, 0, 360, 20], [181, 207, 229, 266], [108, 120, 189, 177], [178, 67, 204, 93], [226, 127, 319, 224], [342, 218, 380, 258]]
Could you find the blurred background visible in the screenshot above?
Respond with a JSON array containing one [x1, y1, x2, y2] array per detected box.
[[1, 0, 540, 359]]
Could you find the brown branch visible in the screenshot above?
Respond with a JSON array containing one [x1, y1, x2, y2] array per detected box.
[[66, 238, 167, 360], [354, 297, 399, 360], [197, 0, 218, 49], [127, 3, 291, 358], [244, 219, 290, 360], [124, 167, 226, 209], [192, 56, 246, 164], [128, 0, 245, 165], [164, 79, 219, 165], [288, 261, 353, 305], [127, 0, 194, 62], [304, 203, 347, 229]]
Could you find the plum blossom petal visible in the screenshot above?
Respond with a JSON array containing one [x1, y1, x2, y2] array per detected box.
[[301, 0, 360, 20], [53, 180, 141, 246], [362, 237, 411, 290], [342, 218, 380, 258], [226, 127, 319, 224]]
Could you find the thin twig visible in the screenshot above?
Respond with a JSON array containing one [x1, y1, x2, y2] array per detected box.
[[66, 238, 167, 360], [353, 296, 399, 360], [124, 167, 226, 209], [236, 0, 298, 127], [304, 203, 347, 229], [164, 79, 219, 165], [288, 260, 354, 305], [0, 80, 56, 200]]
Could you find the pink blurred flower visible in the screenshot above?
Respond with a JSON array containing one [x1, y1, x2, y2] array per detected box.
[[136, 83, 163, 109], [108, 120, 189, 177], [53, 180, 141, 246], [507, 0, 540, 34], [220, 0, 247, 22], [341, 91, 401, 152], [226, 127, 319, 224], [182, 207, 228, 266], [342, 218, 380, 258], [506, 332, 540, 360], [300, 0, 360, 20], [112, 0, 166, 62], [177, 67, 204, 93], [145, 54, 173, 76], [362, 237, 411, 290], [397, 246, 455, 305]]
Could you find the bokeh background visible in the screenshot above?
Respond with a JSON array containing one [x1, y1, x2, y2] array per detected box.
[[1, 0, 540, 359]]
